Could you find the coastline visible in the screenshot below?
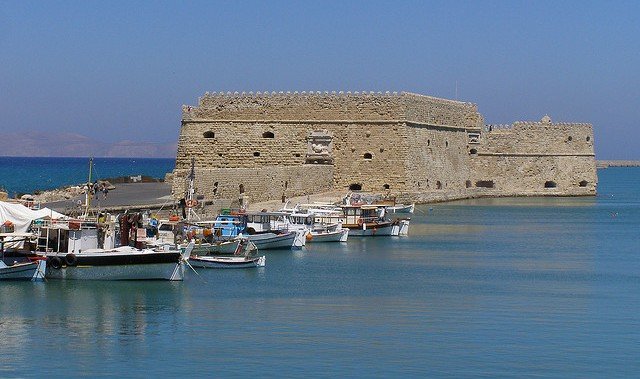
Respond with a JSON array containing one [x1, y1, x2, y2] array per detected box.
[[597, 160, 640, 168]]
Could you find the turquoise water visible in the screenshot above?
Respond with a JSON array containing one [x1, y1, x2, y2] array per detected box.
[[1, 167, 639, 377], [0, 157, 175, 196]]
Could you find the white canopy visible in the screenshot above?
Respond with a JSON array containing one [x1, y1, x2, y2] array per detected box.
[[0, 201, 68, 234]]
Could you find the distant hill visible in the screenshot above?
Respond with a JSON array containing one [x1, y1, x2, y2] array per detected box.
[[2, 132, 177, 158]]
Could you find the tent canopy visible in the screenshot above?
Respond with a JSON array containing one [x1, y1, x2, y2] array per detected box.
[[0, 201, 68, 234]]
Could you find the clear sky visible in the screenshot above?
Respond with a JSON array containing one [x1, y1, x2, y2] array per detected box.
[[2, 0, 638, 159]]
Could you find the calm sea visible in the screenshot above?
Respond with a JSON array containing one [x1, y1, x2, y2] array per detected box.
[[0, 157, 176, 196], [1, 167, 639, 378]]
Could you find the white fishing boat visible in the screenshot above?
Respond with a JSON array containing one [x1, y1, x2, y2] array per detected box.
[[45, 245, 189, 281], [36, 217, 192, 281], [386, 203, 415, 214], [247, 230, 301, 250], [341, 205, 395, 237], [189, 255, 265, 269], [306, 224, 349, 243]]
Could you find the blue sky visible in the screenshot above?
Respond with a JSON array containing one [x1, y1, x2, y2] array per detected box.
[[1, 0, 638, 159]]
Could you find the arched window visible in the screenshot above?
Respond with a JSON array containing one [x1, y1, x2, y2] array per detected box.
[[262, 131, 274, 138], [544, 181, 557, 188], [363, 153, 373, 160], [579, 180, 588, 187], [436, 181, 442, 189], [203, 131, 215, 138], [349, 183, 362, 191], [239, 184, 245, 194]]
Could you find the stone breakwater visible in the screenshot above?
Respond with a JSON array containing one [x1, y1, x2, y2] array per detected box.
[[172, 91, 597, 206]]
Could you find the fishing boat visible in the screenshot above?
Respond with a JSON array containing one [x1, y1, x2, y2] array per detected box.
[[0, 259, 41, 281], [386, 203, 415, 214], [0, 232, 43, 281], [340, 205, 395, 236], [188, 255, 265, 269], [36, 217, 192, 281], [212, 213, 304, 250], [189, 237, 265, 269]]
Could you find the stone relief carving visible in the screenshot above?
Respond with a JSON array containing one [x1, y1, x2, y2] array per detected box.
[[306, 130, 334, 164]]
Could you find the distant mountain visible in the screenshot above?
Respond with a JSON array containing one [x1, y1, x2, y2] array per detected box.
[[1, 132, 177, 158]]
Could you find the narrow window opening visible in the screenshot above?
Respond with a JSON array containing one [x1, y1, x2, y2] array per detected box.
[[465, 180, 472, 188], [262, 131, 274, 138], [349, 183, 362, 191], [469, 148, 477, 155], [203, 131, 215, 138], [436, 181, 442, 189], [579, 180, 588, 187], [294, 153, 301, 157], [544, 181, 557, 188], [383, 184, 390, 190], [586, 136, 591, 142], [239, 184, 245, 194], [476, 180, 495, 188], [253, 152, 260, 157], [363, 153, 373, 160], [567, 136, 573, 141]]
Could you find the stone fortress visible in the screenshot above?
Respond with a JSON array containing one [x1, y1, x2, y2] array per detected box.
[[172, 91, 597, 206]]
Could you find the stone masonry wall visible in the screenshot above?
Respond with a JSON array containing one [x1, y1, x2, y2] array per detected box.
[[470, 120, 597, 196], [173, 92, 597, 204], [172, 165, 334, 205]]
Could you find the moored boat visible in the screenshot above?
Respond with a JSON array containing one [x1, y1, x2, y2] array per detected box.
[[45, 246, 188, 281], [189, 255, 265, 269]]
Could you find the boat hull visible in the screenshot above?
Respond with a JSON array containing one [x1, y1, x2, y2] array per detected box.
[[307, 229, 349, 243], [189, 255, 265, 269], [0, 261, 40, 281], [345, 222, 394, 237], [247, 232, 297, 250], [45, 250, 185, 281]]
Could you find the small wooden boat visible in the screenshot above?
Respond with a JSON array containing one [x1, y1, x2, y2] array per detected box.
[[307, 227, 349, 243], [0, 260, 41, 281], [189, 255, 265, 269], [0, 232, 44, 281]]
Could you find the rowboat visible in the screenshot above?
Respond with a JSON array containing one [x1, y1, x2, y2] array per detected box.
[[189, 255, 265, 269]]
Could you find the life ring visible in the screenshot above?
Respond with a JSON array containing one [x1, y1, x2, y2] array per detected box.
[[186, 200, 198, 208], [65, 253, 78, 267], [48, 256, 63, 270]]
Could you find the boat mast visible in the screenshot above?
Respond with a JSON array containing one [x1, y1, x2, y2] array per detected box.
[[187, 157, 196, 221], [85, 157, 93, 217]]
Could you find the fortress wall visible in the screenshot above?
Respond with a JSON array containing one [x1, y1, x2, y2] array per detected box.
[[470, 121, 597, 195], [185, 92, 405, 122], [402, 93, 483, 128], [470, 155, 597, 196], [404, 125, 472, 193], [482, 122, 595, 155], [174, 91, 598, 203], [171, 165, 334, 205]]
